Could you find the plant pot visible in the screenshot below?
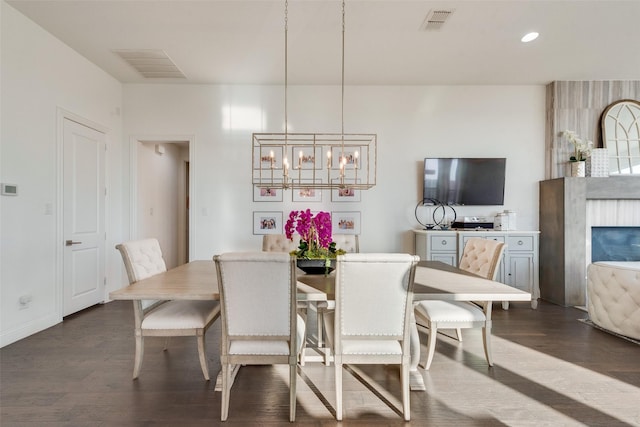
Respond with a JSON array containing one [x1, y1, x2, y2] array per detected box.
[[570, 161, 586, 177], [296, 258, 336, 275]]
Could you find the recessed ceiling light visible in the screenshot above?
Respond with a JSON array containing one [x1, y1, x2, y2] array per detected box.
[[521, 32, 539, 43]]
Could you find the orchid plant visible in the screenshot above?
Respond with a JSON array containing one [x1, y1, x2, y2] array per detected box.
[[285, 209, 345, 260], [562, 130, 593, 162]]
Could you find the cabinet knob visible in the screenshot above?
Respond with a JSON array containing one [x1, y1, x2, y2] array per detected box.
[[441, 240, 447, 245], [518, 240, 524, 245]]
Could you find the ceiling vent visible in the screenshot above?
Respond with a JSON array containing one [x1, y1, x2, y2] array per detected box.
[[420, 9, 454, 31], [113, 49, 186, 79]]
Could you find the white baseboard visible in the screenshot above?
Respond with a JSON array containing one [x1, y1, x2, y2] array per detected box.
[[0, 313, 61, 348]]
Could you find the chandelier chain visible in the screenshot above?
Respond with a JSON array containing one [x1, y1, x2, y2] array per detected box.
[[341, 0, 345, 141], [252, 0, 376, 191], [284, 0, 288, 141]]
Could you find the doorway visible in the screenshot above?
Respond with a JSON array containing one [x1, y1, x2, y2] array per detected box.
[[133, 138, 191, 269]]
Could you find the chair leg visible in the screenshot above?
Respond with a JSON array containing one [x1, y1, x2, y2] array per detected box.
[[322, 311, 334, 367], [196, 331, 210, 380], [316, 306, 324, 349], [455, 328, 463, 342], [401, 360, 410, 421], [335, 359, 343, 421], [299, 332, 308, 366], [221, 363, 230, 421], [482, 326, 494, 367], [289, 363, 297, 422], [298, 305, 308, 366], [318, 308, 332, 365], [324, 344, 332, 367], [133, 332, 144, 380], [420, 324, 438, 370], [163, 337, 170, 350]]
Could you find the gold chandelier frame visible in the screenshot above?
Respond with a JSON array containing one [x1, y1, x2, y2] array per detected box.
[[252, 0, 377, 191], [252, 132, 376, 190]]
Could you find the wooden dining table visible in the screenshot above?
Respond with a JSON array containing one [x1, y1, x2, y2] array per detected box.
[[110, 259, 531, 391]]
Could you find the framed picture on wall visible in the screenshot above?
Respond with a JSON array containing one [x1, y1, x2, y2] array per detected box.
[[253, 211, 283, 235], [253, 181, 284, 202], [255, 146, 283, 170], [330, 146, 362, 170], [292, 146, 323, 170], [331, 211, 361, 235], [331, 179, 361, 202], [292, 179, 322, 202]]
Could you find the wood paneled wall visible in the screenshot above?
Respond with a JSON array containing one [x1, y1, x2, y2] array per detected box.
[[545, 81, 640, 179]]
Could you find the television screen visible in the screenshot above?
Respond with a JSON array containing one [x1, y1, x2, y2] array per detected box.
[[423, 158, 506, 206]]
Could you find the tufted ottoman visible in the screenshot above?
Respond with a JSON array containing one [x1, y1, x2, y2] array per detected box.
[[587, 261, 640, 340]]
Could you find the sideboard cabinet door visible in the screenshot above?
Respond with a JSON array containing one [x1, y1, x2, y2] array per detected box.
[[413, 229, 540, 309]]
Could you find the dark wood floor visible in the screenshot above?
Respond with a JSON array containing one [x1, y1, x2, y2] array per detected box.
[[2, 300, 639, 426]]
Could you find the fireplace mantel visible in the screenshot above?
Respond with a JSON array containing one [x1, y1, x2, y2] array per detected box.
[[539, 176, 640, 306], [578, 176, 640, 199]]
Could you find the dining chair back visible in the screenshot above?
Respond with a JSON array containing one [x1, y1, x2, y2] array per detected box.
[[213, 252, 305, 422], [458, 237, 504, 280], [414, 237, 506, 370], [262, 233, 359, 254], [331, 234, 359, 253], [332, 253, 419, 421], [115, 238, 220, 380], [262, 234, 300, 253]]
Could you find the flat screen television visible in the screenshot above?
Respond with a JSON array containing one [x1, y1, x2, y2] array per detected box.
[[423, 158, 506, 206]]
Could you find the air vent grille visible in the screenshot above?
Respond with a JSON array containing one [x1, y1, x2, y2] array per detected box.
[[113, 49, 186, 79], [421, 9, 454, 31]]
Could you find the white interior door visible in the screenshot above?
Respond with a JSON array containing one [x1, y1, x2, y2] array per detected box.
[[63, 118, 106, 316]]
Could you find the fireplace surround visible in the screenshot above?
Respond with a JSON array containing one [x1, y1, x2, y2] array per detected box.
[[539, 176, 640, 306]]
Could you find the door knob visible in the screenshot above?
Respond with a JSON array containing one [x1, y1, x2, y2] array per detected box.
[[65, 240, 82, 246]]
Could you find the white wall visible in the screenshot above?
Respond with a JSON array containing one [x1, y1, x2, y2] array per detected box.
[[1, 2, 123, 346], [123, 84, 546, 260]]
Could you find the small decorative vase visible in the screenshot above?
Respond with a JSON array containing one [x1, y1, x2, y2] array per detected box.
[[296, 258, 336, 275], [586, 148, 609, 177], [570, 161, 586, 177]]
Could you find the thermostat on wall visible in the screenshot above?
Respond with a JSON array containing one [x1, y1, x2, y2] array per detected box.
[[1, 183, 18, 196]]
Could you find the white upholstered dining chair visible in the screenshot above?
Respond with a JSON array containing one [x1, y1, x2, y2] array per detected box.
[[331, 234, 359, 253], [262, 234, 300, 253], [115, 238, 220, 380], [213, 252, 306, 422], [329, 253, 419, 421], [261, 233, 359, 365], [311, 234, 360, 365], [414, 237, 506, 370]]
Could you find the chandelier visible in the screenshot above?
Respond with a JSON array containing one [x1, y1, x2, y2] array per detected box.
[[252, 0, 377, 191]]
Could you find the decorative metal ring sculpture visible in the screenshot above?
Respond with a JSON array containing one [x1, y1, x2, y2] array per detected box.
[[414, 199, 457, 230]]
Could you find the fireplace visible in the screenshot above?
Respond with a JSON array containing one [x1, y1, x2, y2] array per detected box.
[[539, 177, 640, 306], [592, 227, 640, 262]]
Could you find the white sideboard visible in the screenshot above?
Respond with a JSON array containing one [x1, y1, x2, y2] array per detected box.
[[413, 229, 540, 309]]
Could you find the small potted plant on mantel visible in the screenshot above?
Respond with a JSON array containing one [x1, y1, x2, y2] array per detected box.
[[562, 130, 593, 177], [285, 209, 345, 275]]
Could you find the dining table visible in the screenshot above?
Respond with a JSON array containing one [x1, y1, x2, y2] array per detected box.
[[110, 259, 531, 391]]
